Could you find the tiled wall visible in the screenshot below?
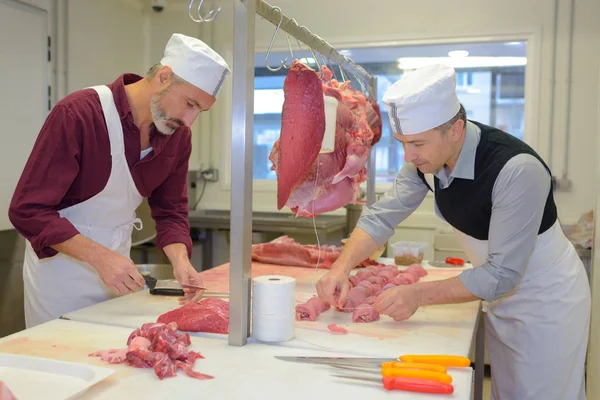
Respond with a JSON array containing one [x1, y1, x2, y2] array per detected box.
[[0, 229, 25, 337]]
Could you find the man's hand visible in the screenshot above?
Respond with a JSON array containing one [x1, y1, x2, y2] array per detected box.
[[316, 269, 352, 309], [173, 261, 205, 305], [373, 284, 420, 321], [90, 250, 146, 295]]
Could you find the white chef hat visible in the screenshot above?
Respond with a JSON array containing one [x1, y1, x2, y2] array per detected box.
[[160, 33, 230, 98], [382, 64, 461, 135]]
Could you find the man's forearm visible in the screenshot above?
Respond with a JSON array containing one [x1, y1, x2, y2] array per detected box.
[[415, 277, 481, 307], [51, 234, 110, 266], [163, 243, 189, 266], [333, 228, 380, 275]]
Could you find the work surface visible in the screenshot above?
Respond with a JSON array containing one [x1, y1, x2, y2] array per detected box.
[[63, 259, 481, 358], [0, 319, 474, 399]]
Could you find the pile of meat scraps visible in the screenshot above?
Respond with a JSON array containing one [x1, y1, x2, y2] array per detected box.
[[89, 322, 213, 380], [269, 60, 382, 218], [296, 264, 427, 324], [251, 235, 383, 269], [157, 298, 229, 334]]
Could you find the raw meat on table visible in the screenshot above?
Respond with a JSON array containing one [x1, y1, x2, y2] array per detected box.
[[157, 298, 229, 334], [296, 296, 330, 321], [327, 324, 348, 335], [251, 235, 384, 269], [89, 322, 213, 380], [0, 380, 17, 400], [352, 304, 380, 323], [269, 60, 382, 218]]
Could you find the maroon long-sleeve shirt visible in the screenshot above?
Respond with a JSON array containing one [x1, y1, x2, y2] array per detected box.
[[8, 73, 193, 259]]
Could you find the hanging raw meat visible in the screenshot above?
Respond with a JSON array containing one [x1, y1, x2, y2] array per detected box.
[[269, 60, 382, 218]]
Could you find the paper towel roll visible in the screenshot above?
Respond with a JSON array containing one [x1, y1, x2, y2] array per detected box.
[[320, 95, 338, 154], [251, 275, 296, 343]]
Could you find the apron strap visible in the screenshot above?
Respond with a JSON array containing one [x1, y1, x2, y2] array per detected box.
[[87, 85, 125, 157]]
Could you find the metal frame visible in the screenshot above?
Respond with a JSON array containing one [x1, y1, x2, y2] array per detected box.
[[226, 0, 379, 346]]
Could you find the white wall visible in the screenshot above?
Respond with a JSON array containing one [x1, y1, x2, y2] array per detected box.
[[174, 0, 599, 228]]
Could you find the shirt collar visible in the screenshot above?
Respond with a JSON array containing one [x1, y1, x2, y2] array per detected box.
[[109, 73, 142, 122], [433, 120, 480, 182]]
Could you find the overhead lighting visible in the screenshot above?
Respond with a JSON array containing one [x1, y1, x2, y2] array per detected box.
[[505, 41, 523, 46], [396, 56, 527, 70], [448, 50, 469, 58], [339, 49, 352, 56], [299, 57, 315, 64]]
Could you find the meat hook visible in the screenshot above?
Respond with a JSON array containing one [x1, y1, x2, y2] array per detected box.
[[265, 6, 289, 72], [188, 0, 221, 23]]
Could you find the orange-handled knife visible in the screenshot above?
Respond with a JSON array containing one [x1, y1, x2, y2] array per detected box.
[[380, 361, 447, 373], [380, 367, 452, 384], [399, 355, 471, 367]]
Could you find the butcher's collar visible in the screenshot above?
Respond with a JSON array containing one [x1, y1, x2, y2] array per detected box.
[[434, 120, 480, 183]]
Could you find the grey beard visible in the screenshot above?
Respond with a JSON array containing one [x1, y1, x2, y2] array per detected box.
[[150, 95, 176, 135]]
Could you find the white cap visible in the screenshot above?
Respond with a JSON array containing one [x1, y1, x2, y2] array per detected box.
[[160, 33, 230, 98], [382, 64, 460, 135]]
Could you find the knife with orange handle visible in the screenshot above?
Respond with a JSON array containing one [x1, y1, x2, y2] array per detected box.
[[399, 355, 471, 367], [332, 374, 454, 395], [331, 364, 453, 384], [380, 361, 447, 373]]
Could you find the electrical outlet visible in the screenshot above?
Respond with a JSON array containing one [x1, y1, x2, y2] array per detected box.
[[201, 168, 219, 182], [552, 176, 572, 192]]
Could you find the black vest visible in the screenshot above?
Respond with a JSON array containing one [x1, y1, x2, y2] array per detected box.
[[417, 121, 557, 240]]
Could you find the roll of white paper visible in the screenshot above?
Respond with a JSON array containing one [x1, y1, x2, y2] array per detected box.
[[251, 275, 296, 343], [320, 95, 338, 154]]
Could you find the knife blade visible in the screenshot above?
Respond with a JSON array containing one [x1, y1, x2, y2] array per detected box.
[[274, 356, 396, 365]]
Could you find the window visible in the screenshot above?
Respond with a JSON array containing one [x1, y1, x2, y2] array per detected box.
[[253, 40, 527, 182]]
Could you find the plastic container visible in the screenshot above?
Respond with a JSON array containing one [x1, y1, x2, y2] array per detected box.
[[391, 241, 426, 266]]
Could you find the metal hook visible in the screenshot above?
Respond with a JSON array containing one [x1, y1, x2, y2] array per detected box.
[[265, 7, 288, 72], [298, 26, 321, 71], [188, 0, 221, 23], [283, 33, 294, 69]]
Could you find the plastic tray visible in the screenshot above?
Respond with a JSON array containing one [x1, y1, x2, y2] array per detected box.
[[0, 353, 115, 400]]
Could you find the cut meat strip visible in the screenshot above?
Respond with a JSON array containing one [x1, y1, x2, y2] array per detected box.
[[157, 298, 229, 334], [296, 296, 331, 321], [90, 322, 212, 381], [251, 235, 385, 269], [327, 324, 348, 335], [352, 304, 380, 323]]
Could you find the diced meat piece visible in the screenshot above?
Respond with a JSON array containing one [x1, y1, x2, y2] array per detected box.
[[0, 380, 17, 400], [364, 296, 377, 305], [341, 286, 370, 311], [406, 263, 428, 278], [355, 269, 375, 281], [157, 298, 229, 334], [88, 348, 128, 364], [352, 304, 380, 323], [365, 265, 380, 274], [382, 283, 397, 291], [327, 324, 348, 335], [357, 280, 378, 296], [390, 276, 411, 285], [376, 269, 398, 281], [368, 276, 387, 286], [90, 322, 212, 381], [296, 296, 330, 321], [348, 275, 359, 288], [398, 272, 418, 284]]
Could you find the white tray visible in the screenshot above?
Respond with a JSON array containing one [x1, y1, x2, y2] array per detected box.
[[0, 353, 115, 400]]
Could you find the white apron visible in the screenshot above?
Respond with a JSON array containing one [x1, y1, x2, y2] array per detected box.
[[23, 85, 144, 328], [433, 201, 591, 400]]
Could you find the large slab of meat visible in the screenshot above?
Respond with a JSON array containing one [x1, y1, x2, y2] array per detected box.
[[295, 263, 428, 324], [89, 322, 213, 380], [269, 60, 382, 218], [157, 298, 229, 334], [251, 235, 383, 269]]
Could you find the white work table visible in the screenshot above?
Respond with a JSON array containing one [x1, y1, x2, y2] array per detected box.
[[60, 260, 485, 399], [0, 319, 474, 399]]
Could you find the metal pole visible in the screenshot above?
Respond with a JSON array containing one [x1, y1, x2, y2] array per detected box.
[[229, 0, 256, 347], [366, 77, 378, 206]]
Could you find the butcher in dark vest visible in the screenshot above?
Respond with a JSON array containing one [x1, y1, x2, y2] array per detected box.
[[317, 64, 590, 400]]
